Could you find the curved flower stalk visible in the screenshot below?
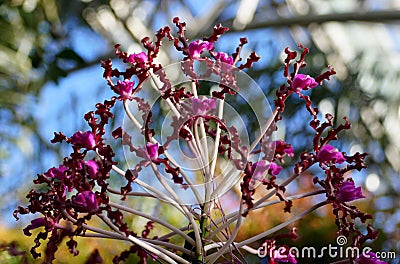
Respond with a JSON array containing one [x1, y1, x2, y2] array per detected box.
[[14, 17, 386, 264]]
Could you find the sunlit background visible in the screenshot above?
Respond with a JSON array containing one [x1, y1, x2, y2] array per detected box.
[[1, 0, 400, 263]]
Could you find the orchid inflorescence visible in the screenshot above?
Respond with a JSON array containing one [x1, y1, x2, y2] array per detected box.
[[14, 17, 386, 264]]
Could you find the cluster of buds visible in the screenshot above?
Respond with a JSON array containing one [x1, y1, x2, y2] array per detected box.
[[14, 17, 386, 264]]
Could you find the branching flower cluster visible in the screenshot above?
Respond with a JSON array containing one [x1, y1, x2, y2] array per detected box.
[[14, 18, 386, 264]]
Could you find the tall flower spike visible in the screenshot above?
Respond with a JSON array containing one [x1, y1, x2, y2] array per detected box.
[[14, 18, 379, 263]]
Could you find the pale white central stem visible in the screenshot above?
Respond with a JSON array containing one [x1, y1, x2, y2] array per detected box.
[[191, 80, 211, 179], [210, 99, 224, 178]]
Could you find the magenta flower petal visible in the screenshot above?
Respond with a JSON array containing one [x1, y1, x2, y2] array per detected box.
[[134, 52, 148, 63], [277, 254, 297, 264], [86, 160, 99, 179], [127, 52, 148, 68], [355, 251, 387, 264], [192, 97, 216, 115], [274, 140, 294, 157], [274, 252, 297, 264], [292, 74, 318, 91], [23, 217, 61, 236], [317, 144, 346, 164], [214, 52, 233, 65], [23, 218, 47, 236], [45, 165, 68, 180], [146, 142, 159, 160], [285, 146, 294, 157], [116, 80, 135, 100], [269, 162, 282, 175], [251, 160, 282, 180], [188, 40, 213, 58], [337, 181, 365, 202], [269, 245, 297, 264], [70, 131, 96, 150], [73, 191, 98, 212], [251, 160, 269, 181]]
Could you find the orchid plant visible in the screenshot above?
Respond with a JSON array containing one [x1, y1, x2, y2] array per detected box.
[[14, 18, 387, 264]]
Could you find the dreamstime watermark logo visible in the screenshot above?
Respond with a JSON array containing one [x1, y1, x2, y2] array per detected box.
[[336, 235, 347, 246], [257, 235, 397, 261]]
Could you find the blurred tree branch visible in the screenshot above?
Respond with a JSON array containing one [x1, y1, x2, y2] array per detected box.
[[227, 10, 400, 31]]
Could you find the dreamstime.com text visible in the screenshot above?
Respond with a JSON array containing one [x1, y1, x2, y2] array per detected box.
[[257, 236, 397, 261]]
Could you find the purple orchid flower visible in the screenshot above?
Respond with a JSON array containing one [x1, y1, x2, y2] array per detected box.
[[292, 74, 318, 91], [317, 145, 346, 164], [116, 80, 135, 100], [72, 191, 99, 212], [188, 40, 213, 58], [337, 181, 365, 202], [70, 131, 96, 150]]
